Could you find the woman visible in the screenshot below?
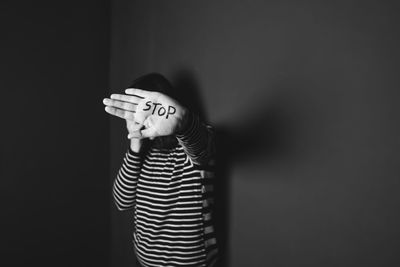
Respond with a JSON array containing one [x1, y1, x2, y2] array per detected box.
[[103, 73, 218, 267]]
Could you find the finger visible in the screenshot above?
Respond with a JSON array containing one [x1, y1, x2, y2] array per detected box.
[[127, 133, 136, 139], [127, 130, 145, 139], [125, 88, 155, 98], [127, 121, 144, 132], [103, 98, 137, 112], [104, 106, 135, 120], [127, 130, 143, 139], [110, 94, 143, 102], [127, 134, 143, 140], [140, 127, 157, 138]]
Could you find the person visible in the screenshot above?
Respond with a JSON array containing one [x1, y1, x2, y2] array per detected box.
[[103, 73, 219, 267]]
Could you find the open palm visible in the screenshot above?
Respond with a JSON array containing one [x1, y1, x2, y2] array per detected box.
[[103, 88, 188, 138]]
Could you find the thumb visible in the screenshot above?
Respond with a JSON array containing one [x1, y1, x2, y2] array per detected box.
[[140, 127, 157, 139], [127, 130, 142, 139], [127, 121, 144, 132]]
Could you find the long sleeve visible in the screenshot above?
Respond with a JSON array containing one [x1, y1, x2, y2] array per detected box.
[[176, 112, 215, 166], [112, 148, 143, 211]]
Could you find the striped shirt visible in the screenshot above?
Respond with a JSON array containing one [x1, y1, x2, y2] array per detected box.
[[113, 114, 218, 267]]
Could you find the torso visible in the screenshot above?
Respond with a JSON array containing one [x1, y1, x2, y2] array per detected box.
[[133, 145, 217, 267]]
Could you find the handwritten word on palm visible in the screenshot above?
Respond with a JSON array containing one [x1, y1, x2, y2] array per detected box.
[[103, 88, 187, 138]]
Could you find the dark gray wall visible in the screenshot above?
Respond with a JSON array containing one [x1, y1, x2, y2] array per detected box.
[[109, 1, 400, 266], [1, 1, 110, 266]]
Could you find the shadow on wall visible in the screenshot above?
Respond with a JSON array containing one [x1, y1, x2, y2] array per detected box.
[[171, 69, 230, 267], [170, 69, 301, 267]]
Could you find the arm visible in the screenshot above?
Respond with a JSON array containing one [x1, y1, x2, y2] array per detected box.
[[112, 122, 146, 211], [176, 112, 215, 166], [112, 147, 143, 211], [103, 95, 147, 211], [103, 89, 214, 164]]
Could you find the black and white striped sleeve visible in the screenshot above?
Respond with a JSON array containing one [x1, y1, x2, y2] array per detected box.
[[176, 112, 215, 166], [112, 149, 142, 211]]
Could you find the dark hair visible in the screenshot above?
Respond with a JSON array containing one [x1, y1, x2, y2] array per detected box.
[[129, 73, 178, 149], [129, 73, 176, 99]]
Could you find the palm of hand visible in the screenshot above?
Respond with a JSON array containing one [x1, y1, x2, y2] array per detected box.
[[134, 92, 186, 138], [104, 88, 188, 139], [126, 119, 143, 135]]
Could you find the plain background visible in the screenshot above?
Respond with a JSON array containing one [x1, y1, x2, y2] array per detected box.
[[109, 1, 400, 267], [2, 1, 400, 267], [1, 1, 110, 266]]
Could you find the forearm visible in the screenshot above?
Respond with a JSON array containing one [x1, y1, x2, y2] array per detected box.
[[130, 138, 143, 153], [176, 112, 215, 166], [112, 149, 143, 211]]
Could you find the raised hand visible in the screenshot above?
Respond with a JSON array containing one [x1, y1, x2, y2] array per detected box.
[[103, 88, 188, 139]]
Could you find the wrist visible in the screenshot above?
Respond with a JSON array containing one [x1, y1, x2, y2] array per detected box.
[[176, 109, 193, 135], [130, 138, 143, 153]]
